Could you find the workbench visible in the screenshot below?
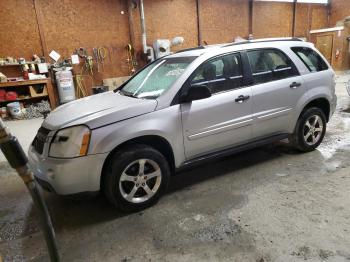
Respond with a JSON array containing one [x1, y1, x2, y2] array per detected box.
[[0, 78, 57, 109]]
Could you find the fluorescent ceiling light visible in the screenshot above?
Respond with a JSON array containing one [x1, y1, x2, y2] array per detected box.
[[256, 0, 328, 3], [298, 0, 328, 3]]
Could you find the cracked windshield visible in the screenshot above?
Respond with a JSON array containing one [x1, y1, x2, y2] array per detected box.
[[120, 57, 196, 99]]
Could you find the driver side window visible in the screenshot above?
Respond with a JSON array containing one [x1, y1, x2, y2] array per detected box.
[[190, 53, 244, 94]]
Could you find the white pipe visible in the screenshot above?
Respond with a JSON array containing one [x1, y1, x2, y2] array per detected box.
[[139, 0, 154, 61], [140, 0, 147, 54]]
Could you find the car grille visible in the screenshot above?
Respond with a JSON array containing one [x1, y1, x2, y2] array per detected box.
[[32, 126, 51, 154]]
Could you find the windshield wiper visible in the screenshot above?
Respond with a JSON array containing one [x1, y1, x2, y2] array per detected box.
[[119, 90, 137, 98]]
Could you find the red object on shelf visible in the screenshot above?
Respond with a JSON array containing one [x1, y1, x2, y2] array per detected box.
[[5, 91, 18, 101], [0, 90, 5, 101]]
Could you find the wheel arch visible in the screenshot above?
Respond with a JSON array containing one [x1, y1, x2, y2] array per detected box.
[[100, 135, 175, 190], [300, 97, 330, 122]]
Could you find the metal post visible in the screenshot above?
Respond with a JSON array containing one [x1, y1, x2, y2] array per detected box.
[[327, 0, 332, 27], [248, 0, 254, 38], [292, 0, 297, 37], [0, 118, 60, 262], [196, 0, 202, 46]]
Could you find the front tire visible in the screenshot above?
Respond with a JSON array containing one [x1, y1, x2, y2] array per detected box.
[[103, 144, 170, 212], [290, 107, 327, 152]]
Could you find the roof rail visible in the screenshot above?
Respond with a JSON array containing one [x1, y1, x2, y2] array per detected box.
[[222, 37, 304, 48], [176, 46, 205, 53]]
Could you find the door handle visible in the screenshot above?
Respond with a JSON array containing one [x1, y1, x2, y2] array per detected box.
[[290, 82, 302, 89], [235, 95, 250, 103]]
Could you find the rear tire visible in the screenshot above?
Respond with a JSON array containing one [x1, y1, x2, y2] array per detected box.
[[103, 144, 170, 212], [290, 107, 327, 152]]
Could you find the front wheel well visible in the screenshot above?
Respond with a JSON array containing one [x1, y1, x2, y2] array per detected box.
[[100, 135, 175, 190], [301, 98, 330, 122]]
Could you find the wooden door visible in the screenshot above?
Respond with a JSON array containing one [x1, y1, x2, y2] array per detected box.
[[316, 35, 333, 64]]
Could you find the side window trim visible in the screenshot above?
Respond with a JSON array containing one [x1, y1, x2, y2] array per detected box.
[[253, 70, 273, 76], [274, 66, 292, 72], [229, 75, 244, 80], [192, 78, 226, 87]]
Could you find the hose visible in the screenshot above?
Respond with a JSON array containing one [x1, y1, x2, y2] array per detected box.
[[75, 73, 93, 98], [0, 118, 60, 262], [75, 75, 88, 98]]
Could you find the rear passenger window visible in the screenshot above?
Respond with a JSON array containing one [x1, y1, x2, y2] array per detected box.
[[190, 53, 244, 94], [291, 47, 328, 72], [247, 49, 298, 84]]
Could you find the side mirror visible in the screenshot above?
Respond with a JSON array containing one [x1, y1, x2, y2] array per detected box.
[[180, 85, 211, 103]]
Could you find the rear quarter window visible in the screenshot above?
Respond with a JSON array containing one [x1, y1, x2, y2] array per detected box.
[[291, 47, 329, 72]]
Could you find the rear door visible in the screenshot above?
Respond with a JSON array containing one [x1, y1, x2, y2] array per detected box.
[[181, 52, 253, 159], [246, 48, 305, 138], [291, 46, 333, 92]]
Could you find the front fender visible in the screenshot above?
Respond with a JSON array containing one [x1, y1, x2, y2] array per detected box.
[[89, 105, 186, 167]]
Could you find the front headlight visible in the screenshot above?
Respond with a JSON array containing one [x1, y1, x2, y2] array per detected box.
[[49, 125, 91, 158]]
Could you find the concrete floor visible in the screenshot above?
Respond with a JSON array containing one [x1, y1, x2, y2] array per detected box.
[[0, 118, 43, 162], [1, 73, 350, 262]]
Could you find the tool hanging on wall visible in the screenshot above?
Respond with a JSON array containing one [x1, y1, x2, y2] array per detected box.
[[76, 47, 87, 59], [98, 47, 107, 71], [75, 47, 93, 75], [85, 56, 94, 75], [125, 44, 137, 75], [75, 75, 89, 98], [92, 48, 99, 72], [73, 47, 95, 99], [92, 47, 108, 72]]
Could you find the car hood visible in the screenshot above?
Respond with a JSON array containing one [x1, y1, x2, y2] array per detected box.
[[43, 91, 158, 130]]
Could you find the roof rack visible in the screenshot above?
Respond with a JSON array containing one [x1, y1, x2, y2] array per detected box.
[[176, 46, 205, 53], [222, 38, 304, 48]]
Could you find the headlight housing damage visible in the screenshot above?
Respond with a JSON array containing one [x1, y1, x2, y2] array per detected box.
[[49, 125, 91, 158]]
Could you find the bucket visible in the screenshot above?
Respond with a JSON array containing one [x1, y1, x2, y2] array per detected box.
[[7, 102, 22, 119]]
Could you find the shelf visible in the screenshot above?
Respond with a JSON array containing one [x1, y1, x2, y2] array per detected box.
[[0, 64, 21, 67], [0, 79, 49, 88], [0, 62, 40, 67], [0, 77, 56, 110], [0, 95, 48, 103]]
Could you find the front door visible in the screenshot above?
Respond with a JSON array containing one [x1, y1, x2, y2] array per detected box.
[[181, 52, 253, 159]]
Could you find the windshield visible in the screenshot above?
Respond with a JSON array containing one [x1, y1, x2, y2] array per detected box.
[[119, 56, 196, 99]]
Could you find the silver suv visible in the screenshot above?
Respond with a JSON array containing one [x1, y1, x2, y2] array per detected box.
[[29, 38, 337, 211]]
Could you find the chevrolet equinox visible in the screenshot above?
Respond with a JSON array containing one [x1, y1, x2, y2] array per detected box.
[[29, 38, 337, 211]]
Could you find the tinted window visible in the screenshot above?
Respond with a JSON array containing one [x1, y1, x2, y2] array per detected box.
[[190, 53, 243, 94], [247, 49, 298, 84], [291, 47, 328, 72]]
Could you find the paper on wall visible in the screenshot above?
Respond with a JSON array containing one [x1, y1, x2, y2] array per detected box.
[[49, 50, 61, 61], [71, 54, 80, 64]]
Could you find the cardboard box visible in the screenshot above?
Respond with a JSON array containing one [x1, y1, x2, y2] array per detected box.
[[29, 85, 48, 97]]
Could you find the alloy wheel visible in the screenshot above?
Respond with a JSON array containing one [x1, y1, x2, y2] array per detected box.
[[119, 159, 162, 203], [303, 114, 324, 146]]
